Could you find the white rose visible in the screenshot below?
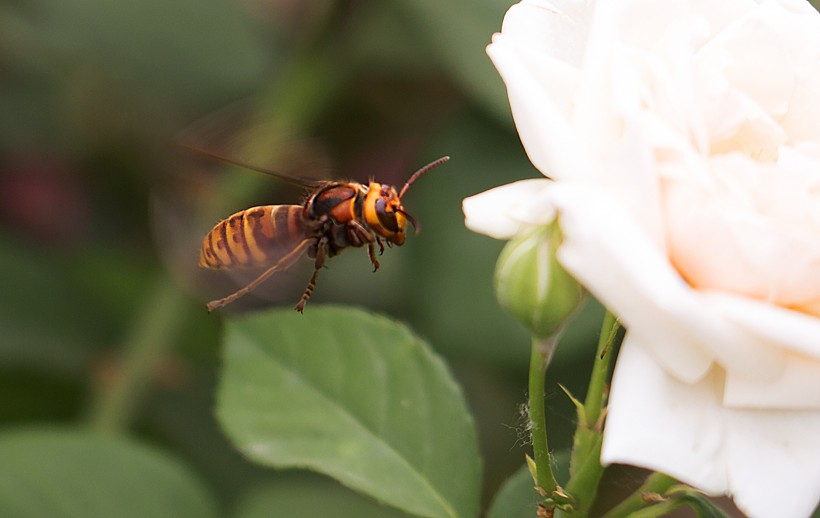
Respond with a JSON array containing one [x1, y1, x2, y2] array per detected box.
[[465, 0, 820, 516]]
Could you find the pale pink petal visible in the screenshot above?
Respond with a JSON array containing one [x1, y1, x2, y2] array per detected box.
[[604, 337, 820, 518], [552, 183, 721, 382], [688, 0, 757, 50], [780, 60, 820, 145], [601, 337, 729, 492], [572, 0, 688, 141], [769, 0, 820, 16], [462, 179, 554, 240], [724, 352, 820, 409], [555, 184, 796, 382], [724, 410, 820, 517], [500, 0, 595, 69], [694, 1, 820, 154], [704, 292, 820, 360], [700, 3, 796, 119], [487, 37, 598, 181], [665, 149, 820, 309]]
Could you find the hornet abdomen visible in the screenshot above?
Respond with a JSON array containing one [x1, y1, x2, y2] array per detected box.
[[199, 205, 309, 269]]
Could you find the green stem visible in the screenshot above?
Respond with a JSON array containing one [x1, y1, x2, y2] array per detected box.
[[584, 310, 619, 426], [600, 473, 678, 518], [560, 311, 621, 516], [529, 335, 560, 496], [88, 281, 187, 433]]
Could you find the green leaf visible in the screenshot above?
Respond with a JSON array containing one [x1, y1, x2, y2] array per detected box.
[[233, 475, 410, 518], [217, 306, 481, 518], [486, 466, 541, 518], [0, 428, 217, 518]]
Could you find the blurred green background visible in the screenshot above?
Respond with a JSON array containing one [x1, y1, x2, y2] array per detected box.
[[8, 0, 808, 516]]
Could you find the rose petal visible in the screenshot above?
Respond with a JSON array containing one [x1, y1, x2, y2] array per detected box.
[[725, 409, 820, 518], [603, 337, 820, 518], [462, 179, 554, 240], [554, 183, 797, 382], [489, 32, 581, 125], [780, 58, 820, 145], [500, 0, 595, 69], [688, 0, 757, 50], [665, 151, 820, 308], [700, 3, 797, 119], [601, 336, 729, 492], [724, 352, 820, 409], [771, 0, 820, 16], [552, 184, 714, 382], [487, 36, 598, 181], [697, 294, 820, 413], [704, 292, 820, 360]]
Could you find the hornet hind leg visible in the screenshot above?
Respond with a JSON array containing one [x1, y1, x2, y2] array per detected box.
[[295, 236, 329, 313], [206, 238, 313, 312]]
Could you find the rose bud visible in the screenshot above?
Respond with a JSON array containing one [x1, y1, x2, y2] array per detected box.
[[494, 221, 586, 339]]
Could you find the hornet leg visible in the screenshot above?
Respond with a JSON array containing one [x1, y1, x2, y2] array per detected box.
[[348, 219, 380, 272], [367, 242, 380, 272], [295, 236, 328, 313], [206, 239, 312, 312]]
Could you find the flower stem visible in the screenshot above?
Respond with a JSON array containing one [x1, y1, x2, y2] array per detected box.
[[560, 311, 620, 516], [585, 310, 619, 425], [600, 473, 678, 518], [529, 335, 560, 496]]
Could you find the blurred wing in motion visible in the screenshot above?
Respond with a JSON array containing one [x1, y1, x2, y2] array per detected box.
[[152, 103, 330, 310], [176, 144, 327, 190], [173, 99, 333, 184]]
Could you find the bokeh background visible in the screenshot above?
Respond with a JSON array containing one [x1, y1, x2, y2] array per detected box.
[[3, 1, 816, 516]]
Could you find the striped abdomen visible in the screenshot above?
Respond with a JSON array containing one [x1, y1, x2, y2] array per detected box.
[[199, 205, 309, 269]]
